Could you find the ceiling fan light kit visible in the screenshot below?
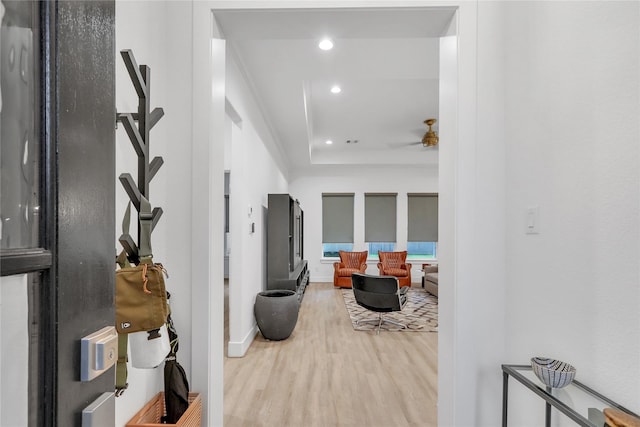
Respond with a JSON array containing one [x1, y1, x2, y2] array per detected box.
[[421, 118, 439, 147], [318, 38, 334, 50]]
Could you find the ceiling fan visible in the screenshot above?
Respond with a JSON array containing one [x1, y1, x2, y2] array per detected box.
[[420, 119, 439, 147], [390, 118, 439, 148]]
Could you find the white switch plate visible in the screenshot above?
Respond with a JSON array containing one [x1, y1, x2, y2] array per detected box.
[[81, 326, 117, 382], [82, 392, 115, 427], [526, 206, 540, 234]]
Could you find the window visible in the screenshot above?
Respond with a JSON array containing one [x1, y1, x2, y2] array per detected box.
[[0, 3, 55, 424], [367, 242, 396, 260], [322, 243, 354, 258], [407, 193, 438, 259], [365, 193, 397, 259], [322, 193, 354, 258], [1, 0, 40, 251], [407, 242, 437, 259]]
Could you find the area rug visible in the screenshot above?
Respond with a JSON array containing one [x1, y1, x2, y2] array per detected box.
[[341, 287, 438, 332]]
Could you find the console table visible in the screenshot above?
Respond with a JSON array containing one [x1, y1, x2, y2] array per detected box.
[[502, 364, 639, 427]]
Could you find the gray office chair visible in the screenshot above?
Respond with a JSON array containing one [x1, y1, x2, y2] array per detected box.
[[351, 273, 409, 334]]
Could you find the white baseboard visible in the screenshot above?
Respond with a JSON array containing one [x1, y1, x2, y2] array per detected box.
[[227, 324, 258, 358]]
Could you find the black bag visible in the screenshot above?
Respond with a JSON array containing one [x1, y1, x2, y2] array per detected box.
[[162, 295, 190, 423]]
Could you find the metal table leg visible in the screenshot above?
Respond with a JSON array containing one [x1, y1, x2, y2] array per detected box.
[[546, 386, 552, 427], [503, 371, 509, 427]]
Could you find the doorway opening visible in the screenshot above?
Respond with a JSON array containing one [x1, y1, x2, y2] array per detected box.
[[194, 3, 467, 425]]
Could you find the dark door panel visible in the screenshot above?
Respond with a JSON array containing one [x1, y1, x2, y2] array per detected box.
[[55, 1, 115, 425]]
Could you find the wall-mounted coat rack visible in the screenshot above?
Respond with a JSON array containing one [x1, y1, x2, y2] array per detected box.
[[116, 49, 164, 264]]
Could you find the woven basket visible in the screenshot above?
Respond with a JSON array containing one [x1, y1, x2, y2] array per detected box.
[[126, 392, 202, 427]]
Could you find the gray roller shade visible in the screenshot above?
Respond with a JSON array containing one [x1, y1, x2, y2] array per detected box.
[[364, 193, 397, 242], [322, 193, 354, 243], [407, 193, 438, 241]]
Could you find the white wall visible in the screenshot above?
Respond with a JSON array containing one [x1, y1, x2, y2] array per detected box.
[[502, 2, 640, 425], [116, 2, 640, 427], [289, 165, 438, 283], [227, 117, 288, 355], [469, 1, 509, 423], [434, 2, 508, 425], [224, 39, 289, 359], [436, 17, 460, 427], [115, 1, 194, 425]]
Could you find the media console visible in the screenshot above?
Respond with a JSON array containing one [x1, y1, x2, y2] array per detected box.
[[266, 194, 310, 301]]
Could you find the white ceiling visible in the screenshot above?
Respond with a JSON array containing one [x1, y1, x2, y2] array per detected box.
[[214, 7, 456, 169]]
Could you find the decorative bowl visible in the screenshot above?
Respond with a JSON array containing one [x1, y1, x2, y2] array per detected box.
[[530, 357, 576, 388]]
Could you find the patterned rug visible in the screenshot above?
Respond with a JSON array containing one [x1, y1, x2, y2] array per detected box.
[[341, 287, 438, 332]]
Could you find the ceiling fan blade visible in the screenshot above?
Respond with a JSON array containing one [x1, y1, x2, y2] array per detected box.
[[387, 141, 422, 148]]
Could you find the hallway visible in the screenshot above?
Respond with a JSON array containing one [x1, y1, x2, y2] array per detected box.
[[223, 282, 438, 426]]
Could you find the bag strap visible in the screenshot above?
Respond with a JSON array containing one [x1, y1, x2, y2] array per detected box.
[[165, 293, 178, 358], [138, 195, 153, 264], [117, 203, 133, 268], [119, 198, 153, 265], [115, 250, 129, 270], [116, 203, 130, 395], [122, 201, 132, 237], [115, 333, 128, 396]]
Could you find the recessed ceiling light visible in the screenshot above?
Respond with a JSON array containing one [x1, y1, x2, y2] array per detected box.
[[318, 38, 334, 50], [330, 85, 341, 94], [325, 140, 333, 145]]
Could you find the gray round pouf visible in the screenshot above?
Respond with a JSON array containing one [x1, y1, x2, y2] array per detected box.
[[254, 290, 299, 341]]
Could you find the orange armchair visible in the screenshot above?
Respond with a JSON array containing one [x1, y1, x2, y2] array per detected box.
[[333, 250, 368, 288], [377, 251, 412, 288]]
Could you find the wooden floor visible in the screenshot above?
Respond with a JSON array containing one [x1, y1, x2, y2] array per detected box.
[[224, 282, 438, 427]]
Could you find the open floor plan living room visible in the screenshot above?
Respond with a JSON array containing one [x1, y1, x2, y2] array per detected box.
[[224, 282, 438, 426]]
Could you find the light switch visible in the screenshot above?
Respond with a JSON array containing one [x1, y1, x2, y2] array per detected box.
[[95, 331, 118, 371], [526, 206, 540, 234], [82, 392, 115, 427], [81, 326, 117, 382]]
